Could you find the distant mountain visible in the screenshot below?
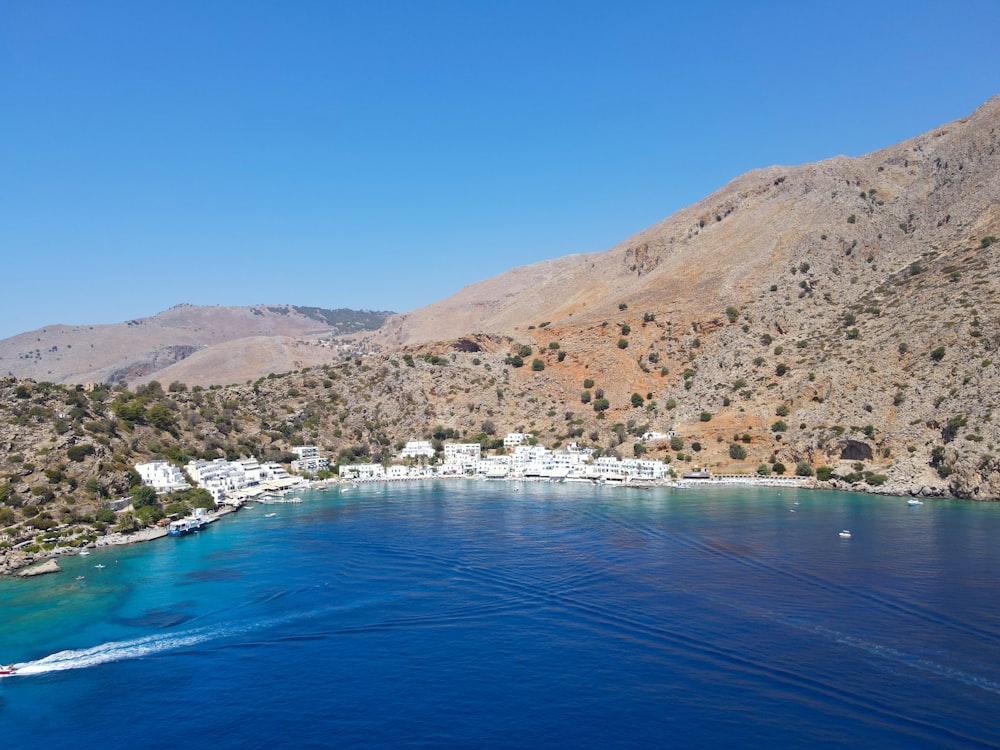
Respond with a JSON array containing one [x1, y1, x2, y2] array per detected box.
[[0, 304, 393, 385]]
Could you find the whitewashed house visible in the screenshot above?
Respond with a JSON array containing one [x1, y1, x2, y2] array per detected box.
[[291, 445, 330, 475], [340, 463, 385, 481], [135, 460, 190, 493], [503, 432, 534, 448], [444, 443, 481, 473], [400, 440, 436, 459]]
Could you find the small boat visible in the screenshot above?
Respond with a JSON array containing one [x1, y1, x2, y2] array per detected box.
[[0, 664, 16, 676], [168, 516, 206, 536], [907, 498, 923, 506], [839, 530, 852, 539], [94, 563, 106, 569], [79, 549, 90, 556], [76, 575, 85, 580], [264, 512, 277, 518]]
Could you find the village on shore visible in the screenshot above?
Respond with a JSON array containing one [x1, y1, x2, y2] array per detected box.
[[5, 432, 809, 578], [144, 432, 811, 502]]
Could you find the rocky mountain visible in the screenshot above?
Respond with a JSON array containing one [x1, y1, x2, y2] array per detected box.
[[378, 96, 1000, 346], [0, 304, 392, 386], [367, 95, 1000, 498]]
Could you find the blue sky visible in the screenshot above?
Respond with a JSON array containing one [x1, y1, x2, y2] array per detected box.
[[2, 1, 998, 339]]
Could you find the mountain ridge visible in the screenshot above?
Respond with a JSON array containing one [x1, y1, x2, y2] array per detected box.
[[374, 94, 1000, 347], [0, 304, 393, 385]]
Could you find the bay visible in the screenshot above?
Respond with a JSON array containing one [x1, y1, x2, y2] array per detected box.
[[2, 481, 999, 748]]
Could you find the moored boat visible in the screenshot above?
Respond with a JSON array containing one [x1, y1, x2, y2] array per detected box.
[[167, 516, 206, 536]]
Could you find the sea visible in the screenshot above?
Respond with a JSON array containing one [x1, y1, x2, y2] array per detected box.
[[2, 481, 999, 749]]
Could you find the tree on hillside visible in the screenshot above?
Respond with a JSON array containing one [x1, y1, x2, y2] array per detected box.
[[131, 485, 158, 509]]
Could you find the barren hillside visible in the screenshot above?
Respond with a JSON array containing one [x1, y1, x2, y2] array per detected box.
[[376, 95, 1000, 347]]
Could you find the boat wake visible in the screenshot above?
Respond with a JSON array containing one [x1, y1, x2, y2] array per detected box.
[[11, 628, 221, 676], [8, 589, 398, 679]]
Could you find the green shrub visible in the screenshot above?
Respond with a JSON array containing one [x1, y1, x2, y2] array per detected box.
[[729, 444, 747, 460], [617, 338, 629, 349], [67, 444, 96, 462], [930, 346, 946, 362], [699, 411, 712, 422], [815, 466, 833, 481]]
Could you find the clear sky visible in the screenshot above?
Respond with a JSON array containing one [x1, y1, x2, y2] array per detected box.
[[2, 1, 998, 339]]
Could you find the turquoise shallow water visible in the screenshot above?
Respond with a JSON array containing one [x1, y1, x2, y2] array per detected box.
[[2, 481, 1000, 748]]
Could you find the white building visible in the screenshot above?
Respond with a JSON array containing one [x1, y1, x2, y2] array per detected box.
[[185, 456, 305, 504], [503, 432, 534, 448], [476, 455, 511, 478], [400, 440, 436, 459], [135, 460, 190, 493], [641, 430, 677, 443], [443, 443, 481, 473], [185, 458, 247, 504], [291, 445, 329, 475], [340, 463, 385, 481]]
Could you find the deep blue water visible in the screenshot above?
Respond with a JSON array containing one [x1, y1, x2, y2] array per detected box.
[[2, 481, 1000, 748]]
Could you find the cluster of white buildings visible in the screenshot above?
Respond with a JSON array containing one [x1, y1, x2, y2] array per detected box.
[[350, 435, 677, 483], [135, 460, 190, 493], [185, 457, 307, 503], [136, 453, 310, 505], [136, 434, 688, 503]]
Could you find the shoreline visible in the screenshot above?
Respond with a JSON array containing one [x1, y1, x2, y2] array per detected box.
[[0, 475, 952, 578], [1, 505, 239, 578]]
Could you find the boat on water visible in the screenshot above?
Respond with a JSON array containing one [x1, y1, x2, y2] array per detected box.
[[839, 530, 852, 538], [167, 516, 207, 536], [907, 498, 923, 506], [264, 512, 277, 518], [0, 664, 16, 676], [94, 563, 106, 569]]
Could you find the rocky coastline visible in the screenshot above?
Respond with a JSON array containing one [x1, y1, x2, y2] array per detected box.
[[0, 506, 237, 578]]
